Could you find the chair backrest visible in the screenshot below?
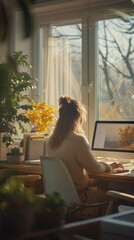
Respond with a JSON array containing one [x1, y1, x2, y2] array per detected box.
[[40, 156, 81, 205]]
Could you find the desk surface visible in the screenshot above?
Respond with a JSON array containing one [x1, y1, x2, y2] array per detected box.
[[0, 161, 42, 175], [90, 171, 134, 182], [90, 165, 134, 194], [0, 161, 134, 194], [0, 160, 134, 178]]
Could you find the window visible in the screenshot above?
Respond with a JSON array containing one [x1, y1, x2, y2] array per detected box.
[[36, 1, 134, 142], [40, 21, 82, 108], [98, 17, 134, 121]]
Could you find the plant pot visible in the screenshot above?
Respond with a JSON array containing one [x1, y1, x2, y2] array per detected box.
[[34, 209, 65, 231], [0, 207, 35, 238], [7, 155, 24, 164]]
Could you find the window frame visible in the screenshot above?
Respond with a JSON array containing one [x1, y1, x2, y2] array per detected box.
[[32, 0, 134, 142]]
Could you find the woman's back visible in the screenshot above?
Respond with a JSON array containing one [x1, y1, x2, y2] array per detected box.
[[46, 131, 109, 194], [47, 132, 90, 193], [45, 96, 119, 219]]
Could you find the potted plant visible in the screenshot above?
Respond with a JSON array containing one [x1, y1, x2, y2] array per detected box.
[[0, 171, 67, 238], [34, 192, 67, 230], [0, 51, 37, 150], [0, 172, 37, 238], [6, 147, 24, 164]]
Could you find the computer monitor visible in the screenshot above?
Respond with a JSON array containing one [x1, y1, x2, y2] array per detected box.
[[91, 121, 134, 161]]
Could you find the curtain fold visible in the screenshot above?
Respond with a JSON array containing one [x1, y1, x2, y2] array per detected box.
[[43, 36, 82, 107]]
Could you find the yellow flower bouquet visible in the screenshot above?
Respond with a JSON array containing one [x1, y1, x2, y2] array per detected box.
[[25, 101, 58, 135]]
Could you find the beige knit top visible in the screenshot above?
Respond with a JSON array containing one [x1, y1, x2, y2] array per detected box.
[[46, 132, 110, 194]]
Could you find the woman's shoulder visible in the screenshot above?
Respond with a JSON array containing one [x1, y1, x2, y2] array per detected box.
[[69, 132, 89, 144]]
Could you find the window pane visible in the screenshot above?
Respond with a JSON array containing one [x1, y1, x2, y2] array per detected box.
[[98, 17, 134, 120], [41, 22, 82, 107]]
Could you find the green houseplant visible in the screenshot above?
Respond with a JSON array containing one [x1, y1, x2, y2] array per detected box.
[[0, 172, 37, 237], [0, 51, 37, 148], [34, 192, 67, 230], [0, 171, 67, 238]]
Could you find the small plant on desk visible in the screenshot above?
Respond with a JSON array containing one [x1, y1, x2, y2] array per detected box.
[[7, 147, 23, 156], [6, 147, 24, 164]]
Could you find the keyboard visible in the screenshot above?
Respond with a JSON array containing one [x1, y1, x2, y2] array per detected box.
[[116, 169, 129, 173], [97, 157, 134, 173], [111, 168, 129, 174]]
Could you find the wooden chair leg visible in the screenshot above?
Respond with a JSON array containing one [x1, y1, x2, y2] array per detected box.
[[105, 199, 114, 215]]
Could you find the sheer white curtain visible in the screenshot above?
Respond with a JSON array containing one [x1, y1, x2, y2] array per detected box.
[[42, 29, 82, 108], [45, 37, 71, 106]]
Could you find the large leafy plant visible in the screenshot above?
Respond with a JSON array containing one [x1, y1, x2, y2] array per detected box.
[[0, 51, 37, 146], [0, 171, 37, 237], [0, 171, 67, 237]]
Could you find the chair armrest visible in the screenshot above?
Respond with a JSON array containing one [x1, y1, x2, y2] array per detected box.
[[69, 202, 109, 217], [83, 202, 109, 208], [107, 190, 134, 203]]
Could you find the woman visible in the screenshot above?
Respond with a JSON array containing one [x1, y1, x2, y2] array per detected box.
[[46, 96, 119, 219]]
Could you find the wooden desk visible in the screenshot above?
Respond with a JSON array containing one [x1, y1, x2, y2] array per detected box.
[[0, 161, 42, 175], [90, 169, 134, 195], [1, 161, 134, 195], [0, 161, 43, 194]]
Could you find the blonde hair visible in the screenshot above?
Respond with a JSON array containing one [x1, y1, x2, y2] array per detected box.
[[49, 96, 87, 148]]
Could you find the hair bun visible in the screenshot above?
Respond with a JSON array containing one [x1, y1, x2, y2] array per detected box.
[[59, 96, 71, 107]]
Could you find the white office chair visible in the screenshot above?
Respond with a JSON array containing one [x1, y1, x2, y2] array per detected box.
[[40, 156, 109, 220]]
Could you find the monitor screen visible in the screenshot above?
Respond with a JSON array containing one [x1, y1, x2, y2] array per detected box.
[[92, 121, 134, 153]]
